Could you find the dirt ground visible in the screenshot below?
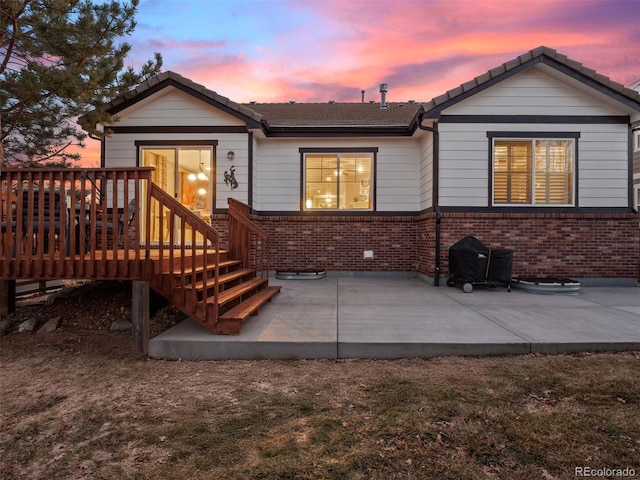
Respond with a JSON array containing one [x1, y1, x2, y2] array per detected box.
[[1, 280, 184, 340], [1, 282, 639, 479]]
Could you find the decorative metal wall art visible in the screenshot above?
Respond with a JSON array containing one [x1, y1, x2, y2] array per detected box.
[[224, 166, 238, 190]]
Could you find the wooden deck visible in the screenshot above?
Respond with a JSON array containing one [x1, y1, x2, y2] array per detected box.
[[1, 167, 280, 352]]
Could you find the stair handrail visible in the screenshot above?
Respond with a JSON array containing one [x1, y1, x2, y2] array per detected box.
[[227, 197, 270, 277], [148, 183, 220, 327]]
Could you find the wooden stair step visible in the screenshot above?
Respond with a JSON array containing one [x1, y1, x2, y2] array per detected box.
[[219, 285, 281, 322], [210, 277, 269, 306], [190, 268, 255, 291], [166, 259, 242, 276]]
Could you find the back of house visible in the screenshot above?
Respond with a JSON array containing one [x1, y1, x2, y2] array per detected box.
[[88, 46, 640, 285]]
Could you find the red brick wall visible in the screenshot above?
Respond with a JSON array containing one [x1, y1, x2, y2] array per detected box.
[[210, 214, 229, 250], [212, 211, 639, 280], [418, 212, 640, 281], [254, 215, 417, 272]]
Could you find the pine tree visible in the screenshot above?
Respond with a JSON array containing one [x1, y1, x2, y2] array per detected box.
[[0, 0, 162, 166]]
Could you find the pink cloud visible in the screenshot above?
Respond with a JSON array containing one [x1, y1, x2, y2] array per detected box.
[[75, 0, 638, 164], [290, 0, 639, 92]]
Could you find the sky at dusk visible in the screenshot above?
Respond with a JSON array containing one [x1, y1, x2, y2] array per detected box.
[[82, 0, 640, 164]]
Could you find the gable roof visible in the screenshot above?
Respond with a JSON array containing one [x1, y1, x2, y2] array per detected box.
[[94, 71, 264, 128], [87, 70, 421, 135], [85, 46, 640, 135], [422, 45, 640, 119]]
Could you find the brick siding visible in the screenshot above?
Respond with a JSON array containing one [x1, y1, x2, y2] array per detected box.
[[212, 211, 639, 280], [419, 212, 640, 281], [255, 215, 417, 272]]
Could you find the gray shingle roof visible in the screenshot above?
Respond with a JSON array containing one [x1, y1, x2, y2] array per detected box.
[[88, 46, 640, 131], [244, 102, 421, 127]]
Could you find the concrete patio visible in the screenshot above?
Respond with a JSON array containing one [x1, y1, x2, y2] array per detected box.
[[149, 275, 640, 360]]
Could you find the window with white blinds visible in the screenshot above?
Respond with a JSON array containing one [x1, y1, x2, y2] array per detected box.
[[493, 139, 574, 206]]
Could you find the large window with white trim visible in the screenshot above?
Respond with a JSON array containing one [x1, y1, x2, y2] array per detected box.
[[303, 150, 374, 210], [492, 137, 575, 206]]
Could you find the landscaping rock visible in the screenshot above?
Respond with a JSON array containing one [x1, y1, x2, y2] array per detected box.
[[110, 320, 132, 332], [37, 316, 61, 334], [18, 318, 38, 333]]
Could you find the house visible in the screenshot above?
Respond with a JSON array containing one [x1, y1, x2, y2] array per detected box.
[[88, 46, 640, 285], [629, 79, 640, 210]]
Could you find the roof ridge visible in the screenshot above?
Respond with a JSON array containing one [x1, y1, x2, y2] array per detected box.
[[240, 101, 426, 105]]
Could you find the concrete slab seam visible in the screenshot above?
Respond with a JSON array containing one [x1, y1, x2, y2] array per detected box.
[[442, 294, 534, 354]]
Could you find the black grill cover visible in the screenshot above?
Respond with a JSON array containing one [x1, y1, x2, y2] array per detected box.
[[486, 249, 513, 284], [448, 236, 513, 285]]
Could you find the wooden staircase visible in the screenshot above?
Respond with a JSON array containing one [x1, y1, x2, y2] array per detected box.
[[0, 168, 281, 339], [146, 186, 280, 335], [153, 251, 280, 335]]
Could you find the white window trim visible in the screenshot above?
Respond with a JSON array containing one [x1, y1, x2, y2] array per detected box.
[[491, 137, 576, 207], [634, 129, 640, 152]]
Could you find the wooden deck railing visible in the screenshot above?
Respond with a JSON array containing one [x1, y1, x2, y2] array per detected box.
[[0, 168, 269, 332], [147, 183, 220, 326], [227, 197, 270, 278], [0, 167, 154, 279]]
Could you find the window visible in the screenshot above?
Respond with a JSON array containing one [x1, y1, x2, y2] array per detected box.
[[634, 129, 640, 152], [303, 151, 373, 210], [492, 138, 574, 206]]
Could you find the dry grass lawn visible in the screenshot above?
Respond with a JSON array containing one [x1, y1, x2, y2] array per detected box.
[[1, 330, 639, 480]]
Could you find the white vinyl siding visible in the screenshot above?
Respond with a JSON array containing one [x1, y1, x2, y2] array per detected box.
[[104, 133, 250, 209], [252, 138, 421, 212], [420, 132, 434, 210], [110, 87, 246, 127], [578, 126, 629, 207], [437, 123, 489, 207], [439, 66, 629, 208], [445, 66, 625, 116], [437, 123, 629, 208]]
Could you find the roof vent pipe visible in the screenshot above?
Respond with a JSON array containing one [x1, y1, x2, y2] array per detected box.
[[361, 90, 365, 103], [379, 83, 388, 109]]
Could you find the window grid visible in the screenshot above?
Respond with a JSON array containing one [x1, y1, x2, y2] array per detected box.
[[304, 153, 372, 211], [493, 138, 574, 206]]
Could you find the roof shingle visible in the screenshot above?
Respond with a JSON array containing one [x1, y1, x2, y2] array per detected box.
[[243, 102, 421, 127]]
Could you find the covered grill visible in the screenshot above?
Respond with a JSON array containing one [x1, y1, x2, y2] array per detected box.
[[447, 236, 513, 292]]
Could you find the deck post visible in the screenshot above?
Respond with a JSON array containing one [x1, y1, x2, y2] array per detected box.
[[132, 280, 150, 354], [0, 280, 16, 316]]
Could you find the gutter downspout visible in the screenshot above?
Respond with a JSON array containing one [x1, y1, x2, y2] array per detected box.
[[418, 113, 441, 285], [88, 130, 106, 168], [434, 204, 442, 286]]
